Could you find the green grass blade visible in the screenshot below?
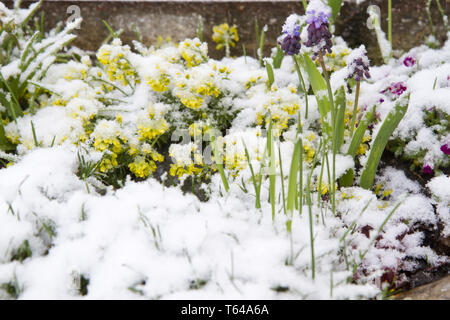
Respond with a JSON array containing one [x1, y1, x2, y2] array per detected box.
[[211, 134, 229, 192], [258, 27, 266, 67], [0, 74, 24, 120], [30, 121, 39, 147], [348, 105, 376, 157], [339, 104, 376, 187], [267, 121, 276, 220], [19, 31, 40, 69], [0, 122, 16, 152], [272, 46, 284, 69], [20, 0, 43, 27], [278, 144, 287, 216], [334, 86, 346, 154], [102, 20, 118, 38], [301, 0, 308, 11], [435, 0, 449, 32], [360, 96, 409, 189], [287, 139, 302, 227], [243, 141, 261, 209], [197, 16, 203, 42]]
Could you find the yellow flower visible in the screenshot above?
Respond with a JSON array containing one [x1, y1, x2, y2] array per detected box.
[[212, 23, 239, 49], [147, 74, 170, 93], [129, 157, 153, 178], [179, 38, 208, 67]]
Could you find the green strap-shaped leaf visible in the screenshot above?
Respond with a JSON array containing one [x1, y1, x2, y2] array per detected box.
[[267, 120, 276, 220], [272, 46, 284, 69], [360, 96, 410, 189], [334, 86, 346, 154], [348, 105, 376, 157], [339, 104, 376, 187], [297, 54, 332, 137], [287, 139, 302, 220], [0, 122, 15, 152], [266, 62, 274, 88]]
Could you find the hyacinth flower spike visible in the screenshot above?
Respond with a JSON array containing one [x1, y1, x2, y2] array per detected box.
[[346, 45, 371, 136], [279, 14, 309, 120], [304, 7, 337, 215]]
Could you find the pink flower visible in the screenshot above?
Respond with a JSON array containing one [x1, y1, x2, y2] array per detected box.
[[382, 82, 407, 97], [403, 56, 416, 67], [441, 143, 450, 155], [422, 163, 434, 174]]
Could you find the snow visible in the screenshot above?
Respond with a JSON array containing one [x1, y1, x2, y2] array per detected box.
[[0, 147, 379, 299]]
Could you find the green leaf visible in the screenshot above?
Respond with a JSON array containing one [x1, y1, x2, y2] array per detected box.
[[20, 0, 43, 27], [266, 61, 274, 88], [328, 0, 343, 24], [258, 26, 266, 67], [0, 122, 15, 152], [287, 138, 302, 220], [102, 20, 118, 39], [267, 120, 276, 220], [334, 86, 346, 154], [211, 134, 229, 193], [0, 74, 24, 120], [348, 105, 376, 157], [197, 16, 203, 42], [272, 46, 284, 69], [360, 96, 410, 190], [19, 31, 40, 69], [339, 104, 376, 187], [297, 54, 332, 136]]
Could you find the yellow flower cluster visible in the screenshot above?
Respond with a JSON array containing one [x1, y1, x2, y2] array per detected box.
[[188, 121, 210, 137], [222, 129, 266, 176], [97, 39, 137, 86], [179, 38, 208, 68], [168, 143, 205, 178], [356, 134, 372, 156], [375, 184, 393, 200], [303, 131, 317, 163], [212, 23, 239, 51], [91, 120, 128, 172], [256, 84, 301, 136], [174, 62, 226, 110], [147, 73, 170, 93], [314, 40, 351, 72], [137, 117, 168, 141], [129, 156, 154, 178]]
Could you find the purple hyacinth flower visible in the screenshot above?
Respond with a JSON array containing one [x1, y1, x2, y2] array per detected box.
[[441, 143, 450, 155], [346, 46, 371, 82], [280, 15, 302, 55], [423, 164, 434, 174], [403, 56, 416, 67], [281, 34, 301, 55]]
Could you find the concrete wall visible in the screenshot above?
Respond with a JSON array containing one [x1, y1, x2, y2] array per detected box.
[[4, 1, 449, 63]]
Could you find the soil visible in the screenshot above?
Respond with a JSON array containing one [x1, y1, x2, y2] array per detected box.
[[379, 149, 450, 296]]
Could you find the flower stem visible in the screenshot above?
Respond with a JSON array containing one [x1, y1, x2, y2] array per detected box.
[[388, 0, 393, 57], [319, 52, 336, 216], [293, 55, 309, 120], [350, 81, 360, 137]]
